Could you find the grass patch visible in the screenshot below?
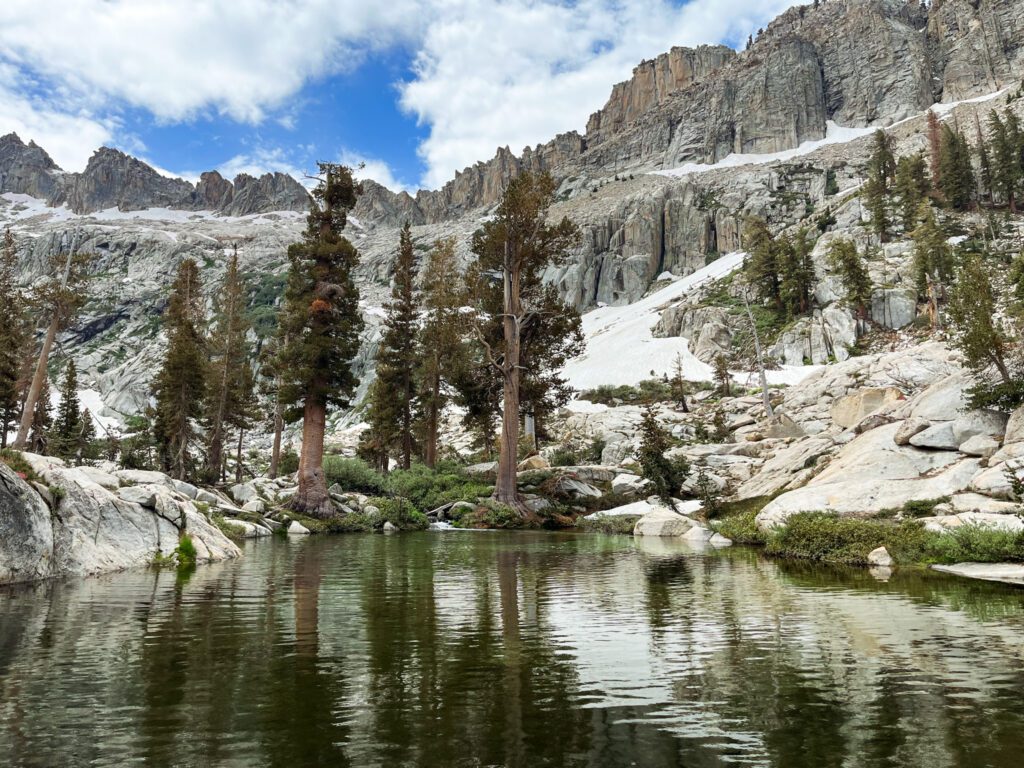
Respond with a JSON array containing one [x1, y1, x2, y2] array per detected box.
[[175, 534, 198, 568], [764, 513, 930, 565], [708, 495, 777, 544], [213, 514, 247, 543], [924, 524, 1024, 564]]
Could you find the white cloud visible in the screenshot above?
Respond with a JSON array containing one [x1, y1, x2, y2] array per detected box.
[[339, 150, 414, 194], [400, 0, 798, 188], [0, 0, 798, 188], [217, 147, 311, 185]]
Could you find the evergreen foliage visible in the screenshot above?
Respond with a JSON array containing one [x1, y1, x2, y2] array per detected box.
[[51, 360, 83, 462], [152, 258, 207, 480], [637, 404, 688, 501], [910, 203, 952, 326], [938, 125, 975, 210], [0, 228, 27, 448], [947, 253, 1014, 388], [743, 217, 780, 308], [863, 129, 896, 240], [893, 152, 929, 232], [273, 163, 364, 516], [988, 109, 1022, 211], [778, 228, 815, 316], [28, 378, 51, 454], [827, 239, 872, 321]]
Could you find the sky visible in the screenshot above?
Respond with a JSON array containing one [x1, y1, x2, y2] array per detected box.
[[0, 0, 797, 194]]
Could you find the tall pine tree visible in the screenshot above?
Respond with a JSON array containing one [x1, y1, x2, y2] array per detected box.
[[893, 153, 929, 232], [368, 222, 420, 470], [203, 245, 254, 482], [828, 239, 872, 327], [274, 164, 364, 517], [416, 237, 465, 468], [939, 125, 975, 211], [911, 202, 952, 328], [153, 258, 207, 480], [0, 228, 27, 448], [988, 109, 1021, 212], [51, 360, 82, 462], [864, 130, 896, 241]]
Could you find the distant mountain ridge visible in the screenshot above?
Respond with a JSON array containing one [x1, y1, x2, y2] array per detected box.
[[354, 0, 1024, 227], [0, 134, 310, 216]]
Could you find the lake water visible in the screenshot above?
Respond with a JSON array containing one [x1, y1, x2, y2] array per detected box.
[[2, 531, 1023, 767]]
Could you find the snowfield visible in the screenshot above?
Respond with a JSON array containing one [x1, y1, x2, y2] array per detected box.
[[562, 252, 819, 391]]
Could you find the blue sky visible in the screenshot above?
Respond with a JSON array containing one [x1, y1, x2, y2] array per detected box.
[[0, 1, 796, 193]]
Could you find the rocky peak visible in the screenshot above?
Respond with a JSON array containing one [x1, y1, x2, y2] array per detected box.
[[55, 146, 196, 214], [221, 172, 310, 216], [194, 170, 234, 210], [0, 132, 61, 200]]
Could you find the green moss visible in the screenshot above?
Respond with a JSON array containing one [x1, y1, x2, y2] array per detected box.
[[213, 515, 247, 543], [175, 534, 198, 568]]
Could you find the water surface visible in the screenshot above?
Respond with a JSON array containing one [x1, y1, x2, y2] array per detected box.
[[2, 532, 1023, 767]]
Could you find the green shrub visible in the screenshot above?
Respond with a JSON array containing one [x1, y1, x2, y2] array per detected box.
[[549, 447, 579, 467], [322, 456, 387, 494], [384, 463, 492, 511], [451, 500, 524, 529], [923, 524, 1024, 564], [0, 449, 39, 483], [712, 508, 767, 545], [176, 534, 198, 567], [576, 514, 639, 535], [585, 437, 606, 464], [278, 445, 300, 475], [764, 513, 931, 565], [899, 497, 949, 518], [369, 496, 429, 531]]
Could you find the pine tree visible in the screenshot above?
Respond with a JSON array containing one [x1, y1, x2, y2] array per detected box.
[[864, 130, 896, 241], [153, 258, 207, 480], [467, 172, 579, 511], [989, 109, 1021, 212], [51, 360, 82, 462], [0, 228, 27, 448], [417, 237, 465, 468], [947, 254, 1013, 387], [893, 152, 929, 232], [203, 245, 254, 482], [712, 353, 731, 397], [743, 217, 780, 309], [827, 239, 873, 325], [637, 404, 688, 502], [927, 109, 943, 196], [910, 202, 952, 328], [79, 409, 98, 464], [975, 112, 994, 205], [357, 377, 396, 474], [670, 353, 689, 412], [13, 246, 90, 449], [274, 164, 364, 517], [28, 378, 51, 455], [369, 222, 420, 470], [229, 361, 259, 484], [939, 125, 975, 210], [779, 227, 815, 317]]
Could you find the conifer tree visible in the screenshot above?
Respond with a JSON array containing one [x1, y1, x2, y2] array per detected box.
[[947, 253, 1013, 387], [13, 245, 90, 449], [893, 153, 929, 232], [0, 228, 27, 448], [153, 258, 207, 480], [827, 239, 873, 325], [357, 377, 396, 474], [51, 360, 82, 462], [368, 222, 420, 470], [467, 172, 579, 511], [637, 404, 688, 502], [927, 109, 943, 195], [975, 112, 994, 205], [78, 409, 98, 464], [417, 237, 464, 468], [743, 217, 780, 308], [911, 202, 952, 328], [988, 109, 1021, 212], [274, 164, 364, 517], [670, 353, 689, 413], [779, 227, 815, 317], [712, 353, 731, 397], [864, 130, 896, 241], [939, 125, 975, 210], [203, 245, 254, 482], [28, 378, 51, 454], [229, 361, 259, 483]]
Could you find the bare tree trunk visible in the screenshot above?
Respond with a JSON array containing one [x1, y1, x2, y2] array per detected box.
[[494, 244, 525, 512], [269, 395, 283, 479], [13, 318, 57, 450], [292, 398, 333, 518]]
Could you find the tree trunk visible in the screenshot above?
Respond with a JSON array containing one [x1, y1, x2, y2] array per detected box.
[[401, 377, 413, 470], [424, 370, 440, 469], [235, 428, 244, 484], [494, 244, 525, 512], [292, 398, 333, 518], [269, 395, 283, 479], [743, 290, 774, 422], [13, 318, 57, 449]]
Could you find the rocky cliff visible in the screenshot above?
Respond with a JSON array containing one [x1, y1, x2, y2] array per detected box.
[[0, 135, 311, 215], [354, 0, 1024, 227]]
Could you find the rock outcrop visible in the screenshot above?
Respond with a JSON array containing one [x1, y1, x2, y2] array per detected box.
[[0, 456, 240, 586]]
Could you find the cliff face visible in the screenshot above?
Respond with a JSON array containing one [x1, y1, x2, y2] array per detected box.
[[0, 136, 310, 215], [355, 0, 1024, 228]]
